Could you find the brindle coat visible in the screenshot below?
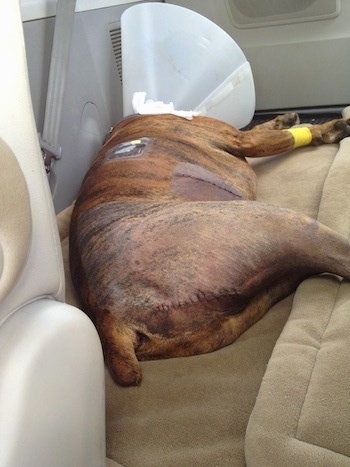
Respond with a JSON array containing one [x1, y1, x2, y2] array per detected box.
[[70, 113, 350, 386]]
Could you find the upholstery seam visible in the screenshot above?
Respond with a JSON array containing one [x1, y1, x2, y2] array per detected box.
[[294, 142, 342, 439], [294, 275, 342, 441], [315, 145, 339, 221]]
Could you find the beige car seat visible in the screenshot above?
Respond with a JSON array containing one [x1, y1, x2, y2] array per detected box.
[[0, 1, 106, 466]]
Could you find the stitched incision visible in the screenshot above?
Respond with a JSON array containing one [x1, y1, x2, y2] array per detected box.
[[171, 162, 244, 201]]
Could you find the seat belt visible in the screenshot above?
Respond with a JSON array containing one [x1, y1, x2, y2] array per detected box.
[[40, 0, 76, 174]]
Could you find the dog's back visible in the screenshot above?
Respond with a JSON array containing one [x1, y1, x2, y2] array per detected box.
[[74, 114, 258, 210]]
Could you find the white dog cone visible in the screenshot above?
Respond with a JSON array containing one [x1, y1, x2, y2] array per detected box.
[[121, 2, 255, 128]]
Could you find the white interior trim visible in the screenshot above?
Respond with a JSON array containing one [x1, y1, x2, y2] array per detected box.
[[20, 0, 143, 21]]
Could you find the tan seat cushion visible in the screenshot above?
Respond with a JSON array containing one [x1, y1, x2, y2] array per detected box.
[[0, 138, 31, 304], [246, 138, 350, 466]]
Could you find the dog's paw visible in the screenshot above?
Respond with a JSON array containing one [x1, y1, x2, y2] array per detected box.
[[107, 351, 143, 387], [101, 323, 144, 386], [311, 118, 350, 144], [273, 112, 300, 129]]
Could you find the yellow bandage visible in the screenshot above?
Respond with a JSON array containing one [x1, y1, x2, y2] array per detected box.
[[284, 127, 313, 148]]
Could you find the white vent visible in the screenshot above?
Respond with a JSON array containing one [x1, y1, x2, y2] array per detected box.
[[109, 24, 123, 84], [226, 0, 340, 28]]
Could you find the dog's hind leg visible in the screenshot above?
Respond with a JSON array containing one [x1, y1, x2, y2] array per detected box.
[[96, 271, 304, 387], [217, 273, 308, 347], [136, 273, 307, 362], [91, 200, 350, 386]]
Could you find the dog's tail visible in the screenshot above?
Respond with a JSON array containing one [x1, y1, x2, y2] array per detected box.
[[97, 313, 142, 386]]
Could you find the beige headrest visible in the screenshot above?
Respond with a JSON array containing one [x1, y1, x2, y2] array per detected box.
[[0, 138, 32, 302]]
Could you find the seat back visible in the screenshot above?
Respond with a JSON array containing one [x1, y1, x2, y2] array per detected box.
[[0, 0, 64, 323], [0, 5, 106, 467]]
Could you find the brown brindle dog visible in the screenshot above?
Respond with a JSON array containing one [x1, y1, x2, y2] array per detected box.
[[70, 113, 350, 386]]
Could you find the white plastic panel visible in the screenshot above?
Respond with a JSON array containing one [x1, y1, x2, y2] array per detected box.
[[22, 1, 162, 212], [20, 0, 143, 21], [0, 0, 65, 319], [168, 0, 350, 111], [0, 300, 105, 467], [47, 5, 126, 211], [226, 0, 340, 28]]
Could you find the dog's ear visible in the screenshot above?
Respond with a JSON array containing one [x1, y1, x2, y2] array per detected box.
[[171, 162, 243, 201], [98, 314, 143, 386]]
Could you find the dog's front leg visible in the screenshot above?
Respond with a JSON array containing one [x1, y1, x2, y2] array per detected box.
[[309, 118, 350, 144], [249, 112, 300, 131], [239, 117, 350, 159]]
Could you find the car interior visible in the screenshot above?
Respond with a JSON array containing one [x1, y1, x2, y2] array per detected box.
[[1, 0, 350, 466]]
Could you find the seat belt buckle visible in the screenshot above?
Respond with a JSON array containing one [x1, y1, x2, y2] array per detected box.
[[39, 136, 62, 174]]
